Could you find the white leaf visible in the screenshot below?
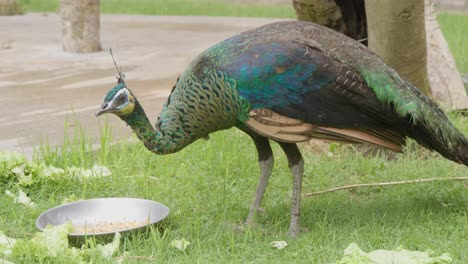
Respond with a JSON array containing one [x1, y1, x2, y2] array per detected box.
[[0, 258, 14, 264], [91, 164, 112, 177], [5, 189, 35, 208], [170, 238, 190, 251], [12, 165, 33, 186], [66, 164, 112, 180], [335, 243, 453, 264], [41, 165, 65, 178], [97, 232, 121, 259], [0, 231, 16, 256], [270, 240, 288, 250], [11, 165, 25, 177]]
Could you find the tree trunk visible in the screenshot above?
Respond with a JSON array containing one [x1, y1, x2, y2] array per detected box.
[[292, 0, 346, 34], [365, 0, 430, 95], [0, 0, 21, 15], [60, 0, 101, 53], [292, 0, 367, 43], [425, 0, 468, 110]]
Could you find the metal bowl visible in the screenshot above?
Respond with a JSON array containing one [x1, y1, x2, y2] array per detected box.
[[36, 198, 169, 237]]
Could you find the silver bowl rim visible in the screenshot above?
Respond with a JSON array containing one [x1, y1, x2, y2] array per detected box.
[[36, 197, 170, 237]]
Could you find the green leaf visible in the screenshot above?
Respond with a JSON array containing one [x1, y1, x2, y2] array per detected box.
[[29, 222, 75, 258], [11, 222, 83, 263], [0, 151, 26, 181]]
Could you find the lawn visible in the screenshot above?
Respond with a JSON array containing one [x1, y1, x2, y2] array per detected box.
[[19, 0, 296, 18], [2, 119, 467, 263], [3, 1, 468, 263], [437, 13, 468, 74]]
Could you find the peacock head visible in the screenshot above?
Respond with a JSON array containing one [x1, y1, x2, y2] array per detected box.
[[96, 78, 136, 117]]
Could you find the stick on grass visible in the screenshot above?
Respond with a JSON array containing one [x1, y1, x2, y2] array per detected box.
[[303, 176, 468, 197]]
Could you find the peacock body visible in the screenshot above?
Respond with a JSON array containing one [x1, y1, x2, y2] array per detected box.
[[97, 21, 467, 237]]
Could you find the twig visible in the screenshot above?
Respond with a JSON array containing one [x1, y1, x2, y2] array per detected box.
[[303, 176, 468, 197]]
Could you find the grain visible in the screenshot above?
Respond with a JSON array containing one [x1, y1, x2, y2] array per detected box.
[[72, 220, 147, 234]]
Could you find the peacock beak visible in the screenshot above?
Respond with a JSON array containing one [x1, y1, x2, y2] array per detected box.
[[96, 102, 113, 117]]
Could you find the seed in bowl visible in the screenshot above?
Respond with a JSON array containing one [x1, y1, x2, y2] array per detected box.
[[72, 220, 148, 234]]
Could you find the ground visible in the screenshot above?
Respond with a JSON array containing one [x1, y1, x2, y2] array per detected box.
[[0, 13, 284, 158]]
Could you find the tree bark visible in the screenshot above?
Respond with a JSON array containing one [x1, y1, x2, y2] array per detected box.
[[292, 0, 367, 43], [60, 0, 101, 53], [365, 0, 430, 95], [0, 0, 21, 15], [292, 0, 346, 34]]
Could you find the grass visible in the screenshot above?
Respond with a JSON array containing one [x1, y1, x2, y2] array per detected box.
[[18, 0, 296, 18], [3, 2, 468, 263], [438, 13, 468, 74], [1, 116, 467, 263]]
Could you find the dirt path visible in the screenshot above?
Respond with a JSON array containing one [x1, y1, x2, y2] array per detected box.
[[0, 13, 283, 158]]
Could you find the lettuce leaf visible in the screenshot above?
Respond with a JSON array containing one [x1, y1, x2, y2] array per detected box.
[[0, 231, 16, 256], [335, 243, 452, 264], [0, 151, 111, 188]]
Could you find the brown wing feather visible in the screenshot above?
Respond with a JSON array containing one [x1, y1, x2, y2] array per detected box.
[[246, 108, 403, 152]]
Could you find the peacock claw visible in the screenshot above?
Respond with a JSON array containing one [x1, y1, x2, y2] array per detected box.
[[233, 224, 245, 232], [289, 226, 309, 238], [253, 206, 265, 214], [289, 228, 299, 238], [234, 222, 266, 235], [245, 206, 264, 226]]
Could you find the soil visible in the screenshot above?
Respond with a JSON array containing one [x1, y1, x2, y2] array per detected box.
[[0, 13, 283, 158]]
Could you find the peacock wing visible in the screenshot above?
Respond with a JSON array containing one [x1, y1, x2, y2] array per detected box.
[[222, 41, 405, 151]]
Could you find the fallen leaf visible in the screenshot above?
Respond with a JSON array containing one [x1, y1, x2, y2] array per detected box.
[[0, 231, 16, 256], [170, 238, 190, 252], [30, 222, 74, 258], [335, 243, 453, 264], [5, 189, 35, 208], [96, 232, 121, 259], [0, 258, 14, 264], [67, 164, 112, 179], [270, 240, 288, 250]]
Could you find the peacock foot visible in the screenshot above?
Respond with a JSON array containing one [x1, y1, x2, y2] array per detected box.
[[233, 222, 266, 235], [289, 224, 309, 238], [245, 206, 264, 227]]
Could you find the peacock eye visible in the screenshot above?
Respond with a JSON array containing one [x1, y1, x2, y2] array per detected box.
[[117, 94, 126, 103]]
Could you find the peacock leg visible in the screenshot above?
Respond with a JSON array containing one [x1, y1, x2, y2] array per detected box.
[[245, 134, 274, 227], [278, 142, 304, 238]]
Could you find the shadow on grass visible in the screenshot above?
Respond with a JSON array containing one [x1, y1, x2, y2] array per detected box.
[[257, 182, 466, 233]]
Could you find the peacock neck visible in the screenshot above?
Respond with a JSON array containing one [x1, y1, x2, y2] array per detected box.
[[121, 99, 190, 155], [122, 71, 249, 155]]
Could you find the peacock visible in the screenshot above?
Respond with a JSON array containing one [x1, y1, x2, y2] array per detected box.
[[96, 21, 468, 237]]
